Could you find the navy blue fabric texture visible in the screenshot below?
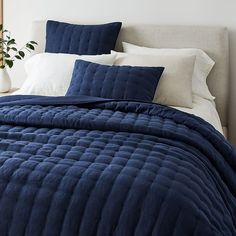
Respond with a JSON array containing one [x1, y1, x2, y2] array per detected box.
[[45, 20, 122, 55], [0, 95, 235, 236], [66, 60, 164, 101]]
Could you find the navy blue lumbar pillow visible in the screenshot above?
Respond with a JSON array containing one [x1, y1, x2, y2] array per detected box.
[[45, 20, 122, 55], [66, 60, 164, 101]]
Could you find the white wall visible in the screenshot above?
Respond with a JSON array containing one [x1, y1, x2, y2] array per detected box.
[[4, 0, 236, 146]]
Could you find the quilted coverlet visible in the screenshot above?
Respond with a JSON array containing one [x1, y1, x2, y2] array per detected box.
[[0, 95, 235, 236]]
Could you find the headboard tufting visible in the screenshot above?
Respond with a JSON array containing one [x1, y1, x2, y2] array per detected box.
[[30, 21, 229, 126]]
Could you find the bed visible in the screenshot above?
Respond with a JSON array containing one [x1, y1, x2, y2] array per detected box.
[[31, 22, 229, 136], [0, 22, 234, 236]]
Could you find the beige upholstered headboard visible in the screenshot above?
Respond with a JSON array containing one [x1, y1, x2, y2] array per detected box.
[[31, 22, 229, 126]]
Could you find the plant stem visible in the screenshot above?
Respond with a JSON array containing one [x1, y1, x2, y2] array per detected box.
[[0, 0, 3, 67]]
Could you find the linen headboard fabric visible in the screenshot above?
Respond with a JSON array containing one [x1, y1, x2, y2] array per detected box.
[[30, 21, 229, 126]]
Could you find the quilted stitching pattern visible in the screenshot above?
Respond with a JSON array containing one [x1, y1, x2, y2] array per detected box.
[[45, 20, 122, 55], [0, 98, 235, 236], [66, 60, 164, 101]]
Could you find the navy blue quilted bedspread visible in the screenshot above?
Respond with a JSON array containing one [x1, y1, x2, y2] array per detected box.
[[0, 95, 235, 236]]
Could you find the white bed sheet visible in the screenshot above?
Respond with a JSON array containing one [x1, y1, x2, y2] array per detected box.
[[172, 95, 223, 134]]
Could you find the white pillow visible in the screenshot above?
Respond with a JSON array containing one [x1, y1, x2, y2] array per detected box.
[[112, 51, 196, 108], [15, 53, 116, 96], [123, 42, 215, 100]]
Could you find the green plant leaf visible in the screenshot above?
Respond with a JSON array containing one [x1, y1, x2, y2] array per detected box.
[[11, 47, 17, 51], [7, 39, 16, 45], [3, 52, 10, 56], [29, 41, 38, 45], [4, 54, 11, 58], [19, 51, 25, 58], [26, 44, 35, 50], [15, 55, 22, 60], [5, 60, 14, 68]]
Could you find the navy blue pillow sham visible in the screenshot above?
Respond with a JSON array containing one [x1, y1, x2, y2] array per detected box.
[[66, 60, 164, 101], [45, 20, 122, 55]]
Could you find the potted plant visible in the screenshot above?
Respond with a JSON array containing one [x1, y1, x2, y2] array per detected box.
[[0, 24, 37, 92]]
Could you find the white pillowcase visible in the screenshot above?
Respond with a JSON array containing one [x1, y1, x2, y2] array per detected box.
[[14, 53, 116, 96], [112, 51, 196, 108], [123, 42, 215, 100]]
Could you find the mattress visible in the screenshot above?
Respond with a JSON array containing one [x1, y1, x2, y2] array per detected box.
[[172, 95, 223, 134]]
